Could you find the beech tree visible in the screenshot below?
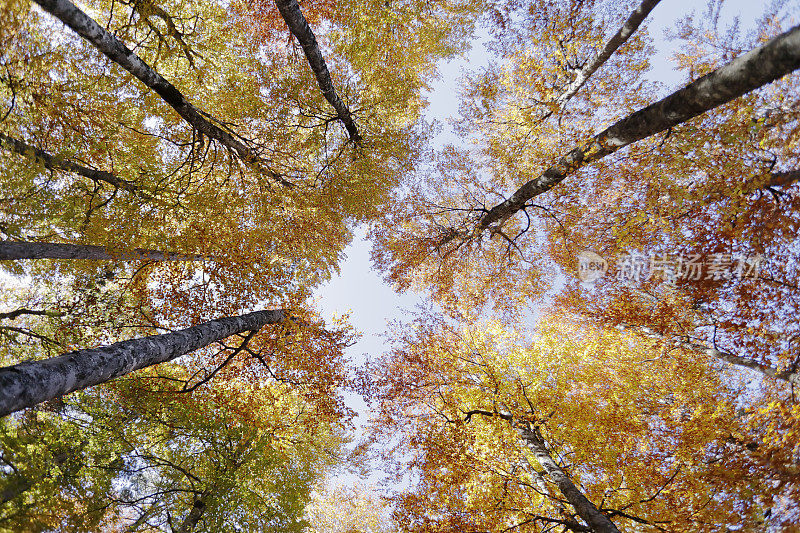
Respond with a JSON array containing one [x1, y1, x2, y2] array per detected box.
[[0, 0, 483, 324], [0, 366, 345, 532], [273, 0, 361, 142], [0, 309, 286, 417], [371, 313, 790, 531], [3, 0, 800, 530], [372, 2, 800, 316], [32, 0, 292, 186]]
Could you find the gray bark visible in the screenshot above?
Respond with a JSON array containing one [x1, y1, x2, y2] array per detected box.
[[32, 0, 291, 187], [274, 0, 360, 142], [517, 425, 621, 533], [473, 24, 800, 235], [634, 326, 800, 385], [0, 242, 208, 261], [706, 345, 800, 385], [0, 132, 142, 194], [0, 309, 286, 417], [465, 409, 619, 532], [175, 498, 206, 533], [557, 0, 662, 105]]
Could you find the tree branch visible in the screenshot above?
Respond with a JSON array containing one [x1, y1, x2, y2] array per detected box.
[[0, 241, 210, 262], [0, 132, 146, 195], [470, 25, 800, 238], [32, 0, 292, 187], [557, 0, 662, 106], [274, 0, 361, 142], [0, 309, 287, 416]]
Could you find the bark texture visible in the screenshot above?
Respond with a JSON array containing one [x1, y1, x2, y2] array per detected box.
[[0, 132, 141, 194], [176, 498, 206, 533], [465, 409, 619, 532], [0, 309, 286, 417], [32, 0, 291, 187], [635, 326, 800, 385], [274, 0, 360, 142], [518, 425, 621, 533], [474, 25, 800, 235], [557, 0, 662, 105], [0, 242, 208, 262]]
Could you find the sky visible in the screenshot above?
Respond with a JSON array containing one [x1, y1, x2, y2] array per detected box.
[[312, 0, 756, 486]]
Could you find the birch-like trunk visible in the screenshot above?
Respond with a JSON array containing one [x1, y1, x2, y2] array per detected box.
[[274, 0, 360, 142], [517, 425, 621, 533], [466, 408, 619, 532], [32, 0, 291, 187], [473, 25, 800, 235], [0, 242, 208, 262], [557, 0, 662, 105], [0, 309, 285, 417], [0, 132, 142, 194]]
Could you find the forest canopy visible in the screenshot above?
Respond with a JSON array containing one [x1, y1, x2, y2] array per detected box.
[[1, 0, 799, 531]]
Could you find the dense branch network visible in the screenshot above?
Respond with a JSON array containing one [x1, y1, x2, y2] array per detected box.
[[274, 0, 361, 142], [32, 0, 293, 187], [455, 25, 800, 241]]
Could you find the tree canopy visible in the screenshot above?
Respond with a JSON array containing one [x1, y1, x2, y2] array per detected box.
[[2, 0, 800, 531]]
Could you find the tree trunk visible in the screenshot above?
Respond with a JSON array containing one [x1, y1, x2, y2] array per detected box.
[[0, 477, 32, 505], [517, 425, 621, 533], [175, 498, 206, 533], [0, 132, 143, 194], [0, 309, 286, 417], [32, 0, 291, 187], [768, 169, 800, 188], [465, 408, 619, 532], [557, 0, 662, 105], [634, 326, 800, 385], [274, 0, 360, 142], [473, 25, 800, 235], [0, 242, 208, 262], [0, 308, 63, 321]]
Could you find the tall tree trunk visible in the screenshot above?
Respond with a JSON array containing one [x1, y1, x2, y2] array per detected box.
[[274, 0, 360, 142], [517, 424, 621, 533], [633, 325, 800, 385], [465, 408, 620, 532], [0, 309, 286, 417], [175, 498, 206, 533], [0, 242, 208, 261], [471, 25, 800, 236], [557, 0, 662, 105], [32, 0, 291, 187], [0, 132, 143, 194]]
